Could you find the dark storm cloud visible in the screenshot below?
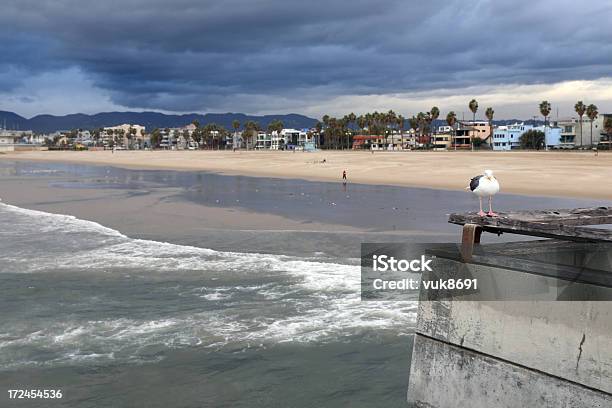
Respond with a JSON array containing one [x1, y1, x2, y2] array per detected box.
[[1, 0, 612, 112]]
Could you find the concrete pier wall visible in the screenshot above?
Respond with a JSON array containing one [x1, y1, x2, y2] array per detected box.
[[415, 299, 612, 394], [407, 243, 612, 407], [408, 334, 612, 408]]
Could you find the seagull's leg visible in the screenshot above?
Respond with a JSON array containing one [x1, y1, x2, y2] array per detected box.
[[487, 196, 498, 217], [478, 197, 486, 217]]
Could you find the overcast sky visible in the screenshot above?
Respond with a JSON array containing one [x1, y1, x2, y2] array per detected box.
[[1, 0, 611, 119]]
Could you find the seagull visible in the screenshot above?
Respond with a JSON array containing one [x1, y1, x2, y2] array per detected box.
[[468, 169, 500, 217]]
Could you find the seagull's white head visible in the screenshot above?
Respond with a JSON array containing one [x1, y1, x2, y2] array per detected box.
[[484, 169, 494, 180]]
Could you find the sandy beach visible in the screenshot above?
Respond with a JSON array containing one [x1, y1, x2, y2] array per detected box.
[[4, 150, 612, 199]]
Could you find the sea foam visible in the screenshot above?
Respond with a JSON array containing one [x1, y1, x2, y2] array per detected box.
[[0, 203, 417, 369]]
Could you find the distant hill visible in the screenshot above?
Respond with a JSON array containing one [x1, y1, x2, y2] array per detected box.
[[0, 111, 319, 133], [0, 110, 546, 134]]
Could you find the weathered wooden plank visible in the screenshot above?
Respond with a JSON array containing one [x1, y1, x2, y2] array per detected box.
[[450, 207, 612, 226], [449, 207, 612, 243]]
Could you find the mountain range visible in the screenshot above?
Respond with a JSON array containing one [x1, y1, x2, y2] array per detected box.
[[0, 110, 545, 134], [0, 111, 319, 133]]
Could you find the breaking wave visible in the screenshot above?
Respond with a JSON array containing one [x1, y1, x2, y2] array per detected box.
[[0, 203, 416, 369]]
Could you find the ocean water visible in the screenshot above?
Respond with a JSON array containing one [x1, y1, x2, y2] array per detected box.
[[2, 161, 611, 407], [0, 201, 417, 407]]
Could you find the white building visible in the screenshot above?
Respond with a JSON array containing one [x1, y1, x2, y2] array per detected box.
[[256, 131, 271, 149], [437, 125, 453, 133], [552, 114, 611, 148], [270, 128, 316, 150], [492, 123, 561, 151], [0, 129, 41, 151], [104, 124, 145, 137], [103, 124, 146, 148], [0, 131, 20, 151]]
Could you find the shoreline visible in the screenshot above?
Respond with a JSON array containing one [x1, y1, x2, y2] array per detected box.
[[4, 150, 612, 200]]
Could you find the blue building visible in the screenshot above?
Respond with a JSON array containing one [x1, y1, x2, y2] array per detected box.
[[492, 123, 561, 150]]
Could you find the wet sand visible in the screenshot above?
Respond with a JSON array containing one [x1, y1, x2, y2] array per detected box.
[[4, 150, 612, 200], [1, 160, 610, 257]]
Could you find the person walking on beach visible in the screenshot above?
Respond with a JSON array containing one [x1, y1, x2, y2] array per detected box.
[[342, 170, 347, 182]]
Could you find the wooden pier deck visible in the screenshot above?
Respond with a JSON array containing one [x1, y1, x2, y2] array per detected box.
[[449, 207, 612, 259]]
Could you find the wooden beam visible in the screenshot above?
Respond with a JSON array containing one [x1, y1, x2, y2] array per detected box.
[[449, 207, 612, 243], [460, 223, 482, 261]]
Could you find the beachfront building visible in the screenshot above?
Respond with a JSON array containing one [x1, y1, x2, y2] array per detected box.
[[492, 123, 561, 151], [73, 130, 95, 147], [270, 128, 314, 150], [256, 131, 271, 149], [545, 126, 562, 148], [352, 135, 384, 150], [464, 121, 492, 143], [104, 124, 145, 138], [167, 125, 199, 149], [0, 130, 20, 151], [158, 131, 172, 149], [596, 114, 612, 148], [554, 118, 578, 148], [103, 124, 146, 149], [492, 123, 530, 151], [352, 131, 418, 150], [452, 125, 473, 149], [432, 132, 452, 150], [232, 131, 243, 149], [0, 129, 45, 151], [430, 126, 453, 150], [552, 114, 611, 148], [400, 129, 419, 149]]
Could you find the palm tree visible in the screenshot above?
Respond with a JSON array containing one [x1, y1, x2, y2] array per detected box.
[[485, 107, 494, 150], [106, 129, 114, 148], [243, 121, 260, 150], [268, 119, 284, 149], [396, 114, 405, 150], [384, 110, 396, 149], [347, 112, 357, 149], [574, 101, 586, 146], [416, 112, 427, 145], [364, 113, 373, 135], [357, 115, 367, 134], [446, 111, 457, 150], [322, 115, 330, 128], [429, 107, 440, 148], [539, 100, 551, 127], [150, 128, 161, 148], [231, 120, 240, 149], [117, 129, 126, 148], [586, 104, 599, 147], [339, 116, 350, 150], [539, 100, 552, 150], [321, 115, 331, 149], [128, 126, 137, 149], [468, 99, 478, 151], [409, 116, 418, 148], [315, 121, 323, 148]]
